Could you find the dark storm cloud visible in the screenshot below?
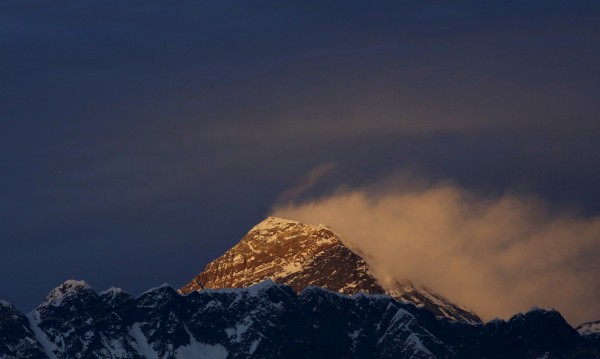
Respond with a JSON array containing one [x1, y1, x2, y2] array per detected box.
[[1, 0, 600, 316]]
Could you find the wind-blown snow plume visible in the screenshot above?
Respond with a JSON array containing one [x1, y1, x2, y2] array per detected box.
[[276, 163, 336, 203], [272, 179, 600, 325]]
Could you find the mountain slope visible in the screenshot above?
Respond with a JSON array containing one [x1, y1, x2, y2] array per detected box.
[[180, 217, 481, 323], [0, 300, 47, 359], [577, 320, 600, 352], [1, 280, 598, 359]]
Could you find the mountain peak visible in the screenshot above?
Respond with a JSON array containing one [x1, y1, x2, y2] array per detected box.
[[39, 279, 93, 307], [180, 217, 481, 323], [251, 216, 301, 230], [247, 216, 332, 243], [0, 299, 13, 308], [99, 287, 132, 307], [61, 279, 90, 288]]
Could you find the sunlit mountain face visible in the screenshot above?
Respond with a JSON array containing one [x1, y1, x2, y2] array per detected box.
[[180, 217, 481, 323]]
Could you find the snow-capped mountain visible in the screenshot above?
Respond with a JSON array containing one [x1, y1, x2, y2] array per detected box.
[[578, 320, 600, 349], [1, 280, 598, 359], [2, 216, 599, 358], [180, 217, 481, 323]]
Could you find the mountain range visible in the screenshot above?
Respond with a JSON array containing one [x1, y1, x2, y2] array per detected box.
[[1, 217, 599, 358]]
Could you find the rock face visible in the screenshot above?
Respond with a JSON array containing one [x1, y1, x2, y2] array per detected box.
[[1, 280, 598, 359], [0, 300, 47, 359], [180, 217, 481, 323]]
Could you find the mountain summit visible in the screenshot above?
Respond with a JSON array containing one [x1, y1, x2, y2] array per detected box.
[[180, 216, 481, 323]]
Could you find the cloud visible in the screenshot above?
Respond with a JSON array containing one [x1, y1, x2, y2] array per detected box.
[[276, 163, 337, 203], [272, 178, 600, 325]]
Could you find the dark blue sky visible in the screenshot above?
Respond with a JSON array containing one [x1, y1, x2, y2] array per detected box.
[[1, 0, 600, 311]]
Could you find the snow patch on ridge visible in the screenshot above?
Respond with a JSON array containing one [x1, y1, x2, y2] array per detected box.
[[281, 261, 303, 275], [577, 321, 600, 336], [176, 326, 228, 359], [405, 333, 435, 358], [251, 217, 301, 232], [26, 312, 59, 359], [246, 279, 280, 296], [225, 317, 253, 342], [39, 280, 92, 307], [99, 287, 126, 296], [130, 322, 229, 359], [129, 323, 158, 359], [99, 333, 129, 358], [138, 283, 172, 297]]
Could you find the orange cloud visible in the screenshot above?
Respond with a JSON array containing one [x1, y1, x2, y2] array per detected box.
[[272, 180, 600, 326]]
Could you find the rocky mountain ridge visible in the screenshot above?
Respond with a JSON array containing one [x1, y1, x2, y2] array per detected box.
[[180, 217, 480, 323], [1, 279, 599, 359]]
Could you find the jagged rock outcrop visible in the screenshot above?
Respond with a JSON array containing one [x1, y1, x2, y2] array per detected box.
[[180, 217, 480, 323]]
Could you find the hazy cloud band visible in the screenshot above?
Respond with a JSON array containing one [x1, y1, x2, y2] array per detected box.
[[273, 180, 600, 325]]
